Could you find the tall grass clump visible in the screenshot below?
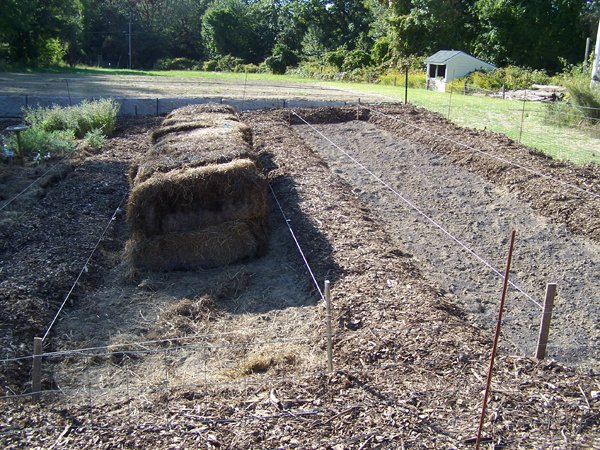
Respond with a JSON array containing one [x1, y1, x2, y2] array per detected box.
[[545, 81, 600, 128], [567, 82, 600, 121]]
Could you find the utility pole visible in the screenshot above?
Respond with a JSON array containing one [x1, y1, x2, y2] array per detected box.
[[591, 19, 600, 86], [128, 11, 132, 70]]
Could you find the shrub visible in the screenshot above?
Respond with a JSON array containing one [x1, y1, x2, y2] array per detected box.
[[342, 49, 372, 71], [566, 82, 600, 122], [38, 38, 67, 67], [203, 59, 219, 71], [8, 128, 76, 158], [324, 49, 346, 71], [216, 55, 244, 72], [371, 36, 392, 66], [465, 66, 550, 91], [265, 55, 287, 74], [265, 43, 299, 75], [9, 99, 119, 160], [83, 129, 106, 150], [154, 57, 200, 70], [23, 99, 119, 139]]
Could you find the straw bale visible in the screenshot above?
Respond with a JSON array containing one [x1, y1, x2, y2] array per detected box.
[[152, 114, 246, 143], [132, 144, 253, 184], [165, 103, 236, 120], [125, 218, 269, 271], [152, 121, 253, 150], [127, 159, 267, 237]]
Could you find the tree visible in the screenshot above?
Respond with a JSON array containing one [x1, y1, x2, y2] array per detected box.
[[0, 0, 83, 65], [471, 0, 588, 71]]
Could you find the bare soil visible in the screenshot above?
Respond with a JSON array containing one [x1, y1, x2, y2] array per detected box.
[[297, 119, 600, 368], [0, 72, 376, 103], [0, 106, 598, 448]]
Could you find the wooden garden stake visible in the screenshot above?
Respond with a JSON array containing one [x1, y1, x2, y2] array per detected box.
[[32, 337, 42, 402], [475, 230, 516, 449], [404, 67, 409, 104], [536, 283, 556, 360], [325, 280, 333, 372]]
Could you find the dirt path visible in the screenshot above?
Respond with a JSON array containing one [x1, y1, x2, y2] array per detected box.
[[298, 120, 600, 369], [0, 72, 375, 103]]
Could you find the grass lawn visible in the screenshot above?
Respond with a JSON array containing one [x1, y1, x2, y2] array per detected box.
[[321, 81, 600, 165]]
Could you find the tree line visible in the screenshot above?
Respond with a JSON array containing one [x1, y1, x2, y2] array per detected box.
[[1, 0, 599, 73]]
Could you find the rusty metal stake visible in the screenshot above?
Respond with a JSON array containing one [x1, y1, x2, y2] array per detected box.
[[475, 230, 516, 449]]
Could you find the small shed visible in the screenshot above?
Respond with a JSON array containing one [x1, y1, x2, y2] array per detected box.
[[424, 50, 495, 92]]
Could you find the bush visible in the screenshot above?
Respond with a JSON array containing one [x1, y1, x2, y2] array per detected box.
[[566, 82, 600, 122], [265, 55, 287, 74], [378, 70, 426, 89], [9, 99, 119, 160], [324, 49, 346, 71], [154, 57, 200, 70], [203, 59, 219, 71], [342, 49, 372, 71], [8, 128, 76, 158], [83, 129, 106, 150], [23, 99, 119, 139], [216, 55, 244, 72], [38, 38, 67, 67], [265, 43, 299, 75], [462, 66, 550, 91], [371, 36, 392, 66]]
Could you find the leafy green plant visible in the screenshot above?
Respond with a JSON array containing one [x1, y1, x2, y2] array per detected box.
[[23, 99, 118, 139], [8, 128, 75, 158], [154, 57, 200, 70], [83, 129, 106, 150], [216, 55, 245, 72], [203, 60, 219, 71], [342, 49, 372, 71]]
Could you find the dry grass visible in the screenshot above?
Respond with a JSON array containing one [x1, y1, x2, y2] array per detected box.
[[226, 344, 302, 377]]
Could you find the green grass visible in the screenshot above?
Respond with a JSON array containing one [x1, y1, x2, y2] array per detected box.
[[317, 81, 600, 165], [5, 66, 600, 164]]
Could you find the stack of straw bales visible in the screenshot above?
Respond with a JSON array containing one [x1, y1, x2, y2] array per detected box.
[[126, 104, 269, 271]]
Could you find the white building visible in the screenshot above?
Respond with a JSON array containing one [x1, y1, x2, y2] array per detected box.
[[425, 50, 496, 92]]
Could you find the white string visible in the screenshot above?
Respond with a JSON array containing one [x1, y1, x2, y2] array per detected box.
[[292, 111, 543, 310], [269, 183, 325, 302], [42, 191, 128, 342], [0, 160, 65, 212]]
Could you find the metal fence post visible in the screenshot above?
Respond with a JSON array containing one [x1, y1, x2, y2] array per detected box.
[[518, 90, 527, 143], [536, 283, 556, 360]]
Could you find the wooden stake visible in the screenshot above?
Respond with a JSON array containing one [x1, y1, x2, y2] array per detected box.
[[475, 230, 516, 449], [325, 280, 333, 372], [536, 283, 556, 360], [32, 337, 42, 403]]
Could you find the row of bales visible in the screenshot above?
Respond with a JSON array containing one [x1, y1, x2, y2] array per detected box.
[[125, 104, 269, 271]]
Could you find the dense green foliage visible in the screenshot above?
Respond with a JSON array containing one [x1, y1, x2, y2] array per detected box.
[[1, 0, 599, 75], [7, 99, 119, 157]]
